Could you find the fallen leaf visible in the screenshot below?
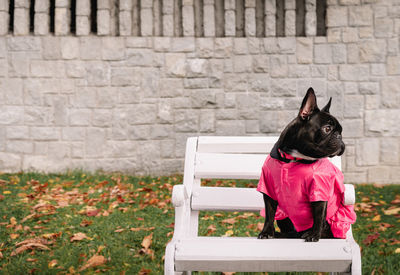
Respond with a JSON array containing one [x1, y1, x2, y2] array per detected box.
[[141, 233, 153, 250], [26, 258, 38, 262], [10, 233, 19, 240], [363, 233, 380, 246], [10, 217, 17, 226], [207, 224, 216, 235], [372, 215, 381, 221], [86, 209, 101, 217], [223, 230, 234, 237], [79, 254, 106, 271], [48, 259, 58, 268], [80, 219, 93, 227], [222, 218, 237, 225], [114, 228, 125, 233], [70, 232, 89, 242], [0, 194, 4, 200], [16, 238, 50, 247], [383, 207, 400, 215], [11, 243, 50, 256], [138, 267, 152, 275], [395, 248, 400, 254], [0, 252, 3, 259], [3, 191, 11, 194]]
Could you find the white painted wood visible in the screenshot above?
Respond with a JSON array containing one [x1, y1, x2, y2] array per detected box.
[[165, 136, 361, 275], [197, 136, 278, 153], [192, 185, 354, 211], [175, 237, 352, 272], [192, 187, 263, 211], [343, 184, 355, 205], [195, 153, 267, 179]]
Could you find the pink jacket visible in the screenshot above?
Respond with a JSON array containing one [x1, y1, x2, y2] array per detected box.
[[257, 155, 356, 239]]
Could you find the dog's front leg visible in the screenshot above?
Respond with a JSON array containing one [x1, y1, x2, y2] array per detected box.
[[257, 194, 278, 239], [301, 201, 327, 242]]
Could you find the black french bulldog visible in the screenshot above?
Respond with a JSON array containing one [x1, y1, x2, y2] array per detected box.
[[258, 88, 345, 242]]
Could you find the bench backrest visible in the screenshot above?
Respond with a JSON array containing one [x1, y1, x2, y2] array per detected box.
[[194, 136, 341, 179], [183, 136, 341, 213]]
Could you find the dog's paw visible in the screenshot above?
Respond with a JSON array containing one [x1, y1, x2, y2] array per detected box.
[[301, 231, 320, 242], [257, 231, 274, 239]]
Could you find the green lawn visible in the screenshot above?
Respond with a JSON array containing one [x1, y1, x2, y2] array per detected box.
[[0, 172, 399, 274]]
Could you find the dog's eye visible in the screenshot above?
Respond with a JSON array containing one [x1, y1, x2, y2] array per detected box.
[[323, 125, 332, 134]]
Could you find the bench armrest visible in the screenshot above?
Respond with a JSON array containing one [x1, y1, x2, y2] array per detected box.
[[172, 185, 187, 207], [343, 184, 355, 205]]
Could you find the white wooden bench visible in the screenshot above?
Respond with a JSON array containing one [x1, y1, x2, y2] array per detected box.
[[164, 136, 361, 275]]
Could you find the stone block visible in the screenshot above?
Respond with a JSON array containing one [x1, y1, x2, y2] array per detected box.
[[97, 9, 110, 35], [119, 11, 132, 36], [13, 8, 29, 35], [55, 8, 70, 35], [204, 4, 215, 37], [0, 153, 21, 172], [326, 6, 347, 27], [165, 53, 187, 77], [234, 38, 248, 54], [141, 8, 153, 36], [339, 65, 369, 81], [60, 37, 79, 59], [216, 120, 246, 135], [358, 40, 386, 63], [8, 52, 29, 77], [233, 55, 252, 73], [225, 10, 236, 36], [160, 78, 184, 97], [85, 128, 106, 157], [380, 138, 399, 165], [271, 79, 297, 97], [128, 104, 157, 124], [365, 110, 400, 136], [253, 55, 269, 73], [174, 110, 199, 132], [199, 110, 215, 132], [171, 38, 195, 52], [349, 6, 373, 26], [7, 37, 41, 51], [359, 82, 379, 95], [374, 18, 393, 38], [342, 119, 364, 138], [387, 56, 400, 75], [245, 8, 256, 36], [381, 77, 400, 108], [332, 44, 346, 64], [314, 44, 332, 64], [80, 37, 102, 60], [190, 89, 218, 108], [344, 95, 363, 118], [102, 37, 125, 60], [270, 56, 288, 78], [76, 16, 90, 35], [285, 10, 296, 36], [69, 109, 91, 126], [296, 38, 313, 64], [196, 38, 214, 58], [356, 138, 379, 166]]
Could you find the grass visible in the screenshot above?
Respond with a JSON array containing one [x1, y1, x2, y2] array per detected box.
[[0, 172, 399, 274]]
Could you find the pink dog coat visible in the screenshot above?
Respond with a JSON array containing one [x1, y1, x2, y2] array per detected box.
[[257, 155, 356, 239]]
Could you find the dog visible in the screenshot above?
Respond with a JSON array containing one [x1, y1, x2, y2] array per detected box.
[[257, 88, 356, 242]]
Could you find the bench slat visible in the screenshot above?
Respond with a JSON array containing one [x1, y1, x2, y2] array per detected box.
[[197, 136, 278, 153], [195, 153, 267, 179], [192, 187, 263, 211], [175, 237, 352, 272]]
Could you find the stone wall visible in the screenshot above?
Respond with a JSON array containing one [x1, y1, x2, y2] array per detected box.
[[0, 0, 399, 183]]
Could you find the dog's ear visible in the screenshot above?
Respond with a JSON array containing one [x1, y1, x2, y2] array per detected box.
[[321, 97, 332, 113], [299, 88, 319, 120]]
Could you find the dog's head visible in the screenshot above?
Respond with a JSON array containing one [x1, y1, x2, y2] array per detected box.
[[278, 88, 345, 160]]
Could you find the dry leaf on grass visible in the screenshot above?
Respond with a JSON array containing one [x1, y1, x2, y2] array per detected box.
[[138, 267, 152, 275], [383, 207, 400, 215], [79, 255, 106, 271], [141, 233, 153, 250], [0, 252, 3, 259], [70, 232, 89, 242], [11, 243, 50, 256], [48, 259, 58, 268]]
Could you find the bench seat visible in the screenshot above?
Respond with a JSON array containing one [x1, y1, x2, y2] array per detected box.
[[175, 237, 353, 273]]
